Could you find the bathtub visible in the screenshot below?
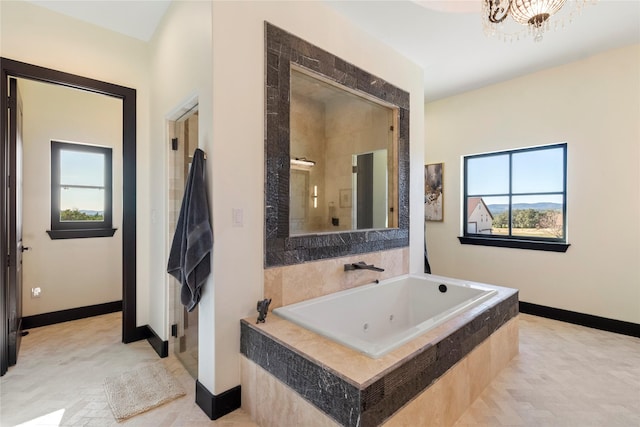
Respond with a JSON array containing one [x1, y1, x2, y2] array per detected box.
[[273, 273, 498, 358]]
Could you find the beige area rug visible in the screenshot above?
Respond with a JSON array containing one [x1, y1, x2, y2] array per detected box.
[[104, 363, 186, 422]]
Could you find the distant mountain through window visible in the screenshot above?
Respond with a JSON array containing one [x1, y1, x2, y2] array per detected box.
[[487, 202, 563, 215]]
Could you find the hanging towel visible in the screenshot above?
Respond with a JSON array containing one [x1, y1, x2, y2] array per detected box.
[[167, 148, 213, 312]]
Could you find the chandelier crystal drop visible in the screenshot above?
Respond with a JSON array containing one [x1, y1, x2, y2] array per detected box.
[[483, 0, 593, 42]]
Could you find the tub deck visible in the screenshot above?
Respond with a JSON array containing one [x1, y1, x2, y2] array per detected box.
[[273, 274, 499, 358], [240, 278, 518, 426]]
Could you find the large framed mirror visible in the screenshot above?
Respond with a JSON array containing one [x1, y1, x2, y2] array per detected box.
[[265, 23, 410, 267], [290, 66, 399, 234]]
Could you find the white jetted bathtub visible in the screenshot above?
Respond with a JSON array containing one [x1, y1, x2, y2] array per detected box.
[[273, 273, 498, 358]]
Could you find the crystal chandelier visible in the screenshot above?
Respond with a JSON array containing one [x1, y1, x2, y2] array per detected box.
[[483, 0, 592, 42]]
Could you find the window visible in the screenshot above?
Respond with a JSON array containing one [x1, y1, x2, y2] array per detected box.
[[47, 141, 116, 239], [459, 143, 569, 252]]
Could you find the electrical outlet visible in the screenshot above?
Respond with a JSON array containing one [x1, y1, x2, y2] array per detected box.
[[31, 287, 41, 298]]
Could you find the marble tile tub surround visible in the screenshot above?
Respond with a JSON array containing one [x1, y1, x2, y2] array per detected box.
[[241, 318, 518, 427], [264, 248, 408, 310], [241, 282, 518, 426], [264, 22, 410, 268]]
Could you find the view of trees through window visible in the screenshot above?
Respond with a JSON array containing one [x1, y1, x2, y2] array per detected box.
[[491, 207, 563, 238], [59, 148, 106, 222], [60, 208, 104, 221], [50, 141, 112, 235], [464, 143, 567, 241]]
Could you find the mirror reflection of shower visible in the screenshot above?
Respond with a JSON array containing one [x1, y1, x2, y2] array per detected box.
[[353, 149, 388, 229], [290, 66, 397, 235]]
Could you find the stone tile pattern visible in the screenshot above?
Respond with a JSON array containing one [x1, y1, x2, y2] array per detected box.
[[454, 314, 640, 427], [383, 316, 519, 426], [4, 310, 637, 426], [241, 323, 361, 426], [0, 312, 256, 427], [241, 356, 341, 427], [240, 293, 518, 427], [241, 317, 518, 427], [264, 248, 409, 310], [264, 22, 411, 267]]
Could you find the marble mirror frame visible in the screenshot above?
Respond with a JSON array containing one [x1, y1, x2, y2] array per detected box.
[[264, 22, 410, 268]]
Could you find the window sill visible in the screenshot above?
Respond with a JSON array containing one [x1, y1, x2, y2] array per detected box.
[[458, 236, 570, 252], [47, 228, 117, 240]]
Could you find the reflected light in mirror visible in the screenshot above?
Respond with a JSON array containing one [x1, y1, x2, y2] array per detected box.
[[290, 157, 315, 170]]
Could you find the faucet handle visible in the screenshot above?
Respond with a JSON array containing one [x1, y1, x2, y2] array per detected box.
[[256, 298, 272, 323], [344, 262, 363, 271]]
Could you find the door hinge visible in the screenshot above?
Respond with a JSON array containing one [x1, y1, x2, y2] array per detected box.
[[352, 165, 358, 174], [8, 95, 15, 110], [171, 323, 178, 337], [390, 125, 394, 131], [171, 138, 178, 151], [6, 253, 10, 267]]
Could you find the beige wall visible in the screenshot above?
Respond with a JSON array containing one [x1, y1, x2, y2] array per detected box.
[[2, 0, 425, 399], [19, 79, 122, 316], [425, 44, 640, 324], [1, 0, 152, 326], [211, 1, 424, 395], [147, 0, 212, 350]]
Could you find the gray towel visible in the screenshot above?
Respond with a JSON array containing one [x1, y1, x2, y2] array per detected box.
[[167, 148, 213, 312]]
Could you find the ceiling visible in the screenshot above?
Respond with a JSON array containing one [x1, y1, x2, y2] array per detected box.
[[26, 0, 172, 42], [25, 0, 640, 101], [326, 0, 640, 100]]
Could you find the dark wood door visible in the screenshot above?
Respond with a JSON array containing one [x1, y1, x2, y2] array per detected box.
[[8, 77, 23, 366]]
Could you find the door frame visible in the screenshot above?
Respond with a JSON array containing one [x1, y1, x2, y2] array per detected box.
[[1, 58, 139, 375], [7, 77, 23, 366]]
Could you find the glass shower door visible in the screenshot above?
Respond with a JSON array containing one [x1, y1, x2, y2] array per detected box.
[[169, 109, 199, 379]]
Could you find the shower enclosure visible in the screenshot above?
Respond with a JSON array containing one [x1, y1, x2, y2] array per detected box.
[[168, 107, 199, 379]]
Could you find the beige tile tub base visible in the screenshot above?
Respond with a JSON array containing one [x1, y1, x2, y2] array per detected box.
[[241, 356, 340, 427], [384, 316, 519, 426], [241, 317, 519, 426]]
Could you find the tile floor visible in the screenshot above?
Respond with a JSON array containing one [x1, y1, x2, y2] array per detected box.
[[454, 314, 640, 426], [1, 312, 638, 426], [0, 312, 256, 427]]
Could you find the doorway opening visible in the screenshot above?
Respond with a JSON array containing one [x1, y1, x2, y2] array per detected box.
[[1, 58, 139, 376], [167, 100, 199, 379], [18, 78, 123, 346]]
